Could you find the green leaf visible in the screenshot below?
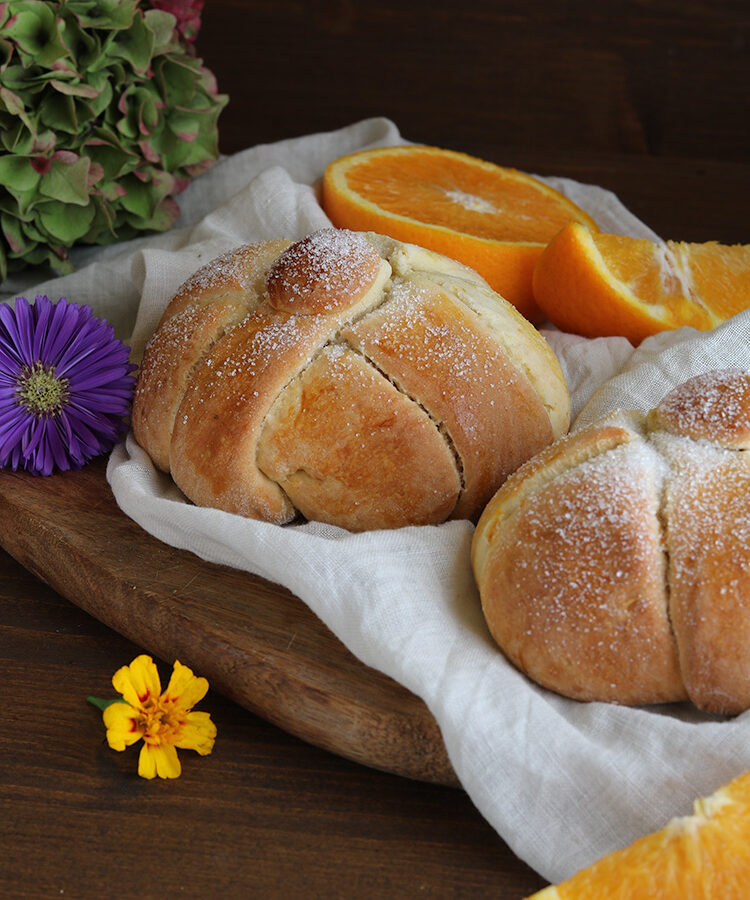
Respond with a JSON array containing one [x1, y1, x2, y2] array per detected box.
[[86, 695, 127, 712]]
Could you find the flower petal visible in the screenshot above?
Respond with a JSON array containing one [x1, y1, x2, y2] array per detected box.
[[102, 701, 143, 751], [163, 659, 208, 710], [7, 297, 34, 363], [112, 654, 162, 709], [175, 710, 216, 755], [138, 742, 181, 780], [42, 297, 83, 365]]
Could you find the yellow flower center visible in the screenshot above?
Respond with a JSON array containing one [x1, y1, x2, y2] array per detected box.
[[136, 695, 185, 746], [16, 362, 70, 415]]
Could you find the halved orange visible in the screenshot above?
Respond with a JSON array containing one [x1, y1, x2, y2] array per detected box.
[[527, 770, 750, 899], [321, 145, 599, 322], [533, 223, 750, 344]]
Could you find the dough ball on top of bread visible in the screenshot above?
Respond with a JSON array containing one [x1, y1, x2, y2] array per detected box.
[[132, 228, 569, 532], [472, 369, 750, 715]]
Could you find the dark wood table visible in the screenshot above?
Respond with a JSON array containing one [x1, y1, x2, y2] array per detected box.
[[2, 3, 747, 898]]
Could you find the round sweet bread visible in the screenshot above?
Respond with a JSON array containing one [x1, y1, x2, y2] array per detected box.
[[132, 228, 570, 531], [471, 369, 750, 715]]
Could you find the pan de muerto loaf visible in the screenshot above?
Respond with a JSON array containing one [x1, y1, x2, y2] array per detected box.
[[132, 229, 569, 531], [472, 369, 750, 715]]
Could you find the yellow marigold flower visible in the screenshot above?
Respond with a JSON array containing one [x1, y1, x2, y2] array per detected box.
[[101, 655, 217, 780]]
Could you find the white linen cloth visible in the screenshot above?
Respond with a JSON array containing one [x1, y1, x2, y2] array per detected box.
[[4, 117, 750, 884]]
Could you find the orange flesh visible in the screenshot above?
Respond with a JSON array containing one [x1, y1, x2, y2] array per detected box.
[[345, 151, 590, 243], [529, 771, 750, 900], [533, 223, 750, 342]]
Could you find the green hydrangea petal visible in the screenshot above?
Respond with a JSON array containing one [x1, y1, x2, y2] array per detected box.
[[2, 211, 29, 253], [5, 186, 40, 217], [39, 154, 93, 204], [0, 84, 34, 134], [166, 110, 199, 142], [0, 36, 13, 69], [58, 13, 100, 68], [5, 1, 69, 68], [85, 136, 139, 181], [106, 9, 153, 73], [145, 195, 179, 231], [0, 156, 40, 192], [37, 198, 96, 241], [68, 0, 137, 31], [144, 9, 180, 55], [49, 78, 101, 99], [117, 173, 155, 220], [0, 0, 226, 280], [83, 69, 113, 117], [39, 89, 78, 133]]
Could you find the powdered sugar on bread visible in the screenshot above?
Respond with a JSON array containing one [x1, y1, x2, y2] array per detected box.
[[473, 370, 750, 714]]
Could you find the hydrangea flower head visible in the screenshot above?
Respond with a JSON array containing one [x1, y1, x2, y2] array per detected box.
[[0, 0, 226, 281], [0, 295, 136, 475]]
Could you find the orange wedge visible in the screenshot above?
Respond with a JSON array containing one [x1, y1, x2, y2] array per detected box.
[[527, 770, 750, 900], [321, 145, 599, 322], [533, 223, 750, 344]]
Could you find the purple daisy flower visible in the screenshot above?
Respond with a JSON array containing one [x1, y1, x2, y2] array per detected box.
[[0, 295, 137, 476]]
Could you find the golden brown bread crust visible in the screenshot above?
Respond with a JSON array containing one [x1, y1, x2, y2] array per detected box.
[[472, 370, 750, 714], [133, 228, 570, 531], [131, 241, 292, 472], [660, 433, 750, 714], [647, 368, 750, 449], [256, 345, 462, 530], [343, 275, 555, 519], [265, 230, 383, 314]]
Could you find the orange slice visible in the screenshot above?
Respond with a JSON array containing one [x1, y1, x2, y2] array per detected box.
[[321, 145, 599, 322], [533, 223, 750, 344], [527, 770, 750, 899]]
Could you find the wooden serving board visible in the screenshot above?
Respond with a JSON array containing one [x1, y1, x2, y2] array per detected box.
[[0, 458, 457, 786]]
